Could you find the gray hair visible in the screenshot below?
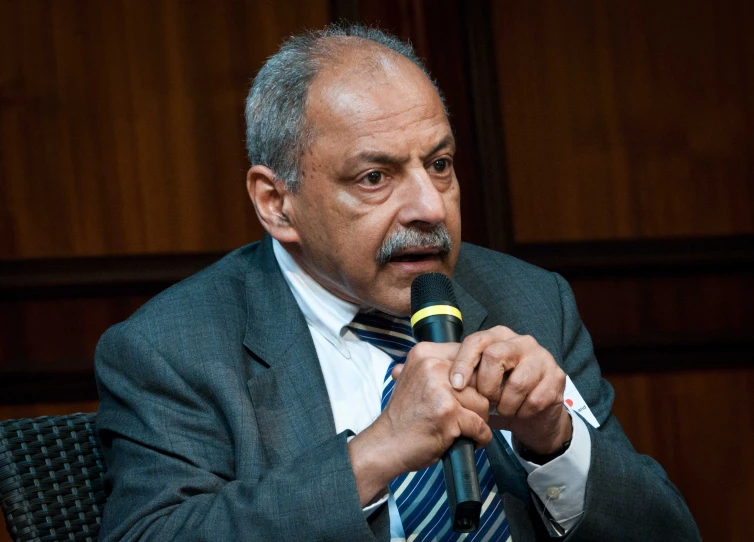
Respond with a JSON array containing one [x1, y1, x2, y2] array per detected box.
[[244, 23, 445, 192]]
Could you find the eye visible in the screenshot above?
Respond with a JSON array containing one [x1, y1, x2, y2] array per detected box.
[[362, 171, 384, 185], [432, 159, 450, 173]]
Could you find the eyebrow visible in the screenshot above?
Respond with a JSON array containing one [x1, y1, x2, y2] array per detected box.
[[425, 134, 456, 160], [343, 134, 457, 171]]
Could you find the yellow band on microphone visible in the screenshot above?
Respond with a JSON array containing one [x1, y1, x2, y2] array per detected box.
[[410, 305, 463, 328]]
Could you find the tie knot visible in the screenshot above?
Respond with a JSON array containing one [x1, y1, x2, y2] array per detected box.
[[348, 312, 416, 361]]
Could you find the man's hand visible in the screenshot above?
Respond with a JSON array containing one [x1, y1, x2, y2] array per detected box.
[[348, 342, 492, 506], [449, 326, 572, 456]]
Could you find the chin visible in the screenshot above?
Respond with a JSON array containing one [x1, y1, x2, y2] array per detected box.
[[365, 286, 412, 317]]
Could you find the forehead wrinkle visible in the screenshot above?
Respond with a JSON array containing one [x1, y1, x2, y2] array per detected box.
[[310, 85, 440, 149], [315, 57, 427, 116], [303, 42, 451, 174], [344, 101, 433, 131], [341, 129, 456, 173], [342, 149, 410, 172]]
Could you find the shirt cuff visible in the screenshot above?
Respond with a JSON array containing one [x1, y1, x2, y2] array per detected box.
[[513, 410, 592, 532], [362, 489, 389, 517]]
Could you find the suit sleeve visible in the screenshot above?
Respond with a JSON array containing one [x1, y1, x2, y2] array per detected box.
[[94, 323, 380, 542], [549, 273, 701, 542]]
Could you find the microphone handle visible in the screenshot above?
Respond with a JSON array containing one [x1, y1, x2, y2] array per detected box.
[[443, 437, 482, 532], [413, 316, 482, 532]]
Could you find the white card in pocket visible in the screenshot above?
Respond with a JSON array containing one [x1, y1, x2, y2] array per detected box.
[[564, 375, 600, 428]]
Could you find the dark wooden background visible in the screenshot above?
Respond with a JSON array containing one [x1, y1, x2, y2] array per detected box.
[[1, 1, 752, 541]]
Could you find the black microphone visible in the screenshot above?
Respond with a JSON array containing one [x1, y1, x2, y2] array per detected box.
[[410, 272, 482, 533]]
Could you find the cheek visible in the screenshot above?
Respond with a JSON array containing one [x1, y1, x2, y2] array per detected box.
[[445, 183, 462, 225], [308, 204, 381, 268], [339, 221, 384, 263], [333, 194, 400, 250]]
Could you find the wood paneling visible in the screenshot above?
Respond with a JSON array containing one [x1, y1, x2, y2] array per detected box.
[[571, 271, 753, 349], [493, 0, 754, 243], [0, 0, 329, 259], [0, 297, 149, 369], [0, 295, 150, 404], [608, 368, 754, 542]]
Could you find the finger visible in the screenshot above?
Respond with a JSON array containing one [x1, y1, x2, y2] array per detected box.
[[453, 387, 490, 423], [455, 409, 493, 447], [391, 364, 405, 380], [494, 354, 546, 419], [515, 367, 566, 419], [475, 341, 523, 401], [450, 326, 518, 390], [407, 341, 460, 367]]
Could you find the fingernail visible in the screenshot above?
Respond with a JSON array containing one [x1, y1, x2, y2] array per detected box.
[[451, 373, 464, 389]]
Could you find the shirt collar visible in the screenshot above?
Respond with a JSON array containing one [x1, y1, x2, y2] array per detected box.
[[272, 239, 359, 349]]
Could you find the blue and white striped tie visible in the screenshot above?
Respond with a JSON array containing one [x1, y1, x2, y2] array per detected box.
[[348, 312, 511, 542]]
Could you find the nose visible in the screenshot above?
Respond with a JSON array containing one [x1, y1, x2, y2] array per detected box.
[[398, 167, 448, 227]]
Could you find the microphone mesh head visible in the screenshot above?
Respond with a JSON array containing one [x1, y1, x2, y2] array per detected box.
[[411, 272, 458, 314]]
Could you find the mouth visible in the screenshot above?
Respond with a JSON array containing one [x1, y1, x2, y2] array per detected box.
[[387, 247, 443, 264]]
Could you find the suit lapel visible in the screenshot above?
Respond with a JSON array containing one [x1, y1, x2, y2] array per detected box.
[[452, 279, 487, 339], [243, 235, 337, 463]]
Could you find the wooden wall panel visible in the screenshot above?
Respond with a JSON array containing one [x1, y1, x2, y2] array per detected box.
[[608, 368, 754, 542], [0, 296, 149, 371], [570, 271, 753, 349], [493, 0, 754, 243], [0, 0, 329, 259]]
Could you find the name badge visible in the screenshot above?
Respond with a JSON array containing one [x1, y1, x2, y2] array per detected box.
[[564, 375, 600, 428]]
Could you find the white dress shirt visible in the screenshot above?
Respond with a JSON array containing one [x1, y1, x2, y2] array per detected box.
[[272, 240, 591, 539]]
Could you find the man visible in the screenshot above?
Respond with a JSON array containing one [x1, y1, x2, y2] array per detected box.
[[95, 25, 700, 541]]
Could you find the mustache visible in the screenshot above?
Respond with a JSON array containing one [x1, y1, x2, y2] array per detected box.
[[375, 225, 452, 265]]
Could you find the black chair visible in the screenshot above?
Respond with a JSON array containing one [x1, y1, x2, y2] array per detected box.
[[0, 413, 106, 542]]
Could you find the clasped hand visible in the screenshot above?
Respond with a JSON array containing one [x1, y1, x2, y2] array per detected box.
[[351, 326, 573, 505], [380, 326, 572, 475]]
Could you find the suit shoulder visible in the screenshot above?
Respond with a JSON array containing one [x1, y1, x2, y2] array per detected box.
[[455, 242, 557, 291], [105, 242, 260, 348], [453, 243, 567, 354]]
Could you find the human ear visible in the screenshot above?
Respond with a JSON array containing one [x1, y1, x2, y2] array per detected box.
[[246, 165, 301, 244]]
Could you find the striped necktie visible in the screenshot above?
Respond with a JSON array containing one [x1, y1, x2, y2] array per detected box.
[[348, 312, 511, 542]]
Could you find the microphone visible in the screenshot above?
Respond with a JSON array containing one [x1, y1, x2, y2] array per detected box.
[[410, 272, 482, 533]]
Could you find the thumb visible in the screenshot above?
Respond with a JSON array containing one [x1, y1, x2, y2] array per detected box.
[[391, 364, 405, 380]]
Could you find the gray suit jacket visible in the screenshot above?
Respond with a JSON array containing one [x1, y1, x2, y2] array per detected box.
[[95, 235, 701, 541]]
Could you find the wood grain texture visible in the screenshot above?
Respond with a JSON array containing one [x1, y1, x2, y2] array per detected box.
[[0, 296, 149, 371], [570, 271, 754, 348], [608, 368, 754, 542], [0, 0, 329, 259], [492, 0, 754, 242]]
